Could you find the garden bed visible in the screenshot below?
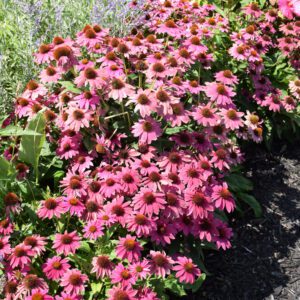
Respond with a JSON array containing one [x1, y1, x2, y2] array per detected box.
[[197, 143, 300, 299]]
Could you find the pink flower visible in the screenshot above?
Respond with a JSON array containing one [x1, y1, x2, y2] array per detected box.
[[132, 117, 162, 144], [42, 256, 70, 280], [91, 255, 114, 278], [118, 168, 140, 194], [215, 70, 238, 85], [61, 269, 88, 295], [150, 220, 177, 246], [126, 213, 155, 237], [278, 0, 296, 19], [126, 89, 157, 117], [107, 286, 137, 300], [184, 189, 214, 219], [129, 260, 150, 279], [213, 221, 233, 250], [75, 67, 105, 90], [34, 43, 53, 64], [173, 256, 201, 284], [25, 289, 53, 300], [212, 183, 235, 213], [222, 108, 244, 130], [0, 236, 11, 256], [116, 235, 143, 262], [37, 198, 65, 220], [132, 189, 166, 216], [65, 107, 92, 132], [83, 221, 104, 240], [22, 235, 47, 256], [108, 77, 134, 101], [55, 292, 82, 300], [204, 82, 236, 106], [17, 275, 48, 297], [62, 197, 85, 217], [9, 245, 33, 268], [53, 231, 81, 255], [149, 251, 174, 278], [74, 91, 99, 110], [110, 263, 136, 286]]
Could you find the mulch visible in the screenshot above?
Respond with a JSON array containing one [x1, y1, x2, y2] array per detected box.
[[193, 143, 300, 300]]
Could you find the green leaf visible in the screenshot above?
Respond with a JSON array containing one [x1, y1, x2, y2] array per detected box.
[[59, 81, 82, 94], [237, 192, 262, 217], [0, 125, 43, 136], [19, 112, 46, 180], [225, 173, 253, 192], [165, 276, 187, 297], [0, 157, 16, 180], [184, 273, 206, 292]]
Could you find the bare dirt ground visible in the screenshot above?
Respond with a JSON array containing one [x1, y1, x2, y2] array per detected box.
[[196, 144, 300, 300]]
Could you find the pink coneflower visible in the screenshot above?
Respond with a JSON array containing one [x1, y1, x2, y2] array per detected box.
[[61, 269, 88, 295], [108, 77, 134, 101], [126, 213, 155, 237], [83, 199, 102, 221], [9, 244, 33, 268], [53, 231, 81, 255], [116, 235, 143, 262], [60, 170, 88, 198], [191, 105, 220, 126], [74, 67, 105, 90], [204, 82, 235, 106], [129, 260, 151, 280], [131, 117, 162, 144], [222, 108, 244, 130], [212, 183, 235, 213], [126, 88, 157, 118], [165, 103, 190, 127], [0, 236, 11, 256], [213, 220, 233, 250], [155, 88, 179, 115], [83, 221, 103, 240], [23, 235, 46, 256], [25, 289, 54, 300], [215, 70, 238, 85], [74, 91, 100, 110], [163, 188, 185, 218], [107, 286, 137, 300], [42, 256, 70, 280], [105, 196, 132, 227], [53, 45, 77, 71], [142, 170, 170, 192], [262, 93, 282, 112], [91, 255, 114, 278], [157, 19, 182, 38], [132, 189, 166, 216], [75, 58, 95, 72], [283, 96, 297, 111], [0, 218, 14, 235], [184, 189, 214, 219], [34, 43, 53, 64], [170, 131, 194, 147], [210, 148, 230, 170], [17, 274, 48, 297], [157, 150, 190, 173], [3, 280, 18, 298], [110, 263, 136, 286], [15, 97, 33, 118], [117, 168, 140, 194], [193, 215, 218, 242], [65, 107, 92, 132], [149, 251, 174, 278], [62, 197, 85, 217], [173, 256, 201, 284], [87, 180, 103, 204], [278, 0, 296, 19], [244, 111, 262, 129], [72, 155, 94, 172], [229, 43, 248, 60], [76, 26, 102, 48], [22, 80, 47, 100], [243, 3, 262, 18], [100, 175, 121, 198], [179, 161, 203, 188], [40, 66, 62, 83], [147, 61, 169, 78], [137, 143, 157, 160], [4, 192, 21, 214], [97, 51, 122, 67], [56, 136, 80, 160], [37, 197, 64, 220], [55, 292, 82, 300], [150, 220, 177, 246]]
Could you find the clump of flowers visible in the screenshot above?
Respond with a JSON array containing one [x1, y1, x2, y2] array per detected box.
[[0, 0, 299, 299]]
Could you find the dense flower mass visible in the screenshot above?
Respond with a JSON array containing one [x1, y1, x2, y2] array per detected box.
[[0, 0, 299, 299]]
